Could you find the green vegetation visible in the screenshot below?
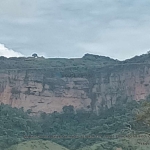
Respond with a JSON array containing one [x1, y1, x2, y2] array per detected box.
[[5, 140, 69, 150], [0, 104, 41, 150], [38, 100, 146, 150], [1, 97, 150, 150], [123, 52, 150, 64], [1, 52, 150, 72], [0, 54, 119, 70], [79, 138, 138, 150]]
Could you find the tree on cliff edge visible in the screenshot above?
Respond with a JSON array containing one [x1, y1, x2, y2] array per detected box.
[[32, 53, 38, 58]]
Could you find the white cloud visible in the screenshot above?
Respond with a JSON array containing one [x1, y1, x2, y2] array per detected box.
[[0, 44, 23, 57], [0, 0, 150, 59], [0, 0, 36, 18]]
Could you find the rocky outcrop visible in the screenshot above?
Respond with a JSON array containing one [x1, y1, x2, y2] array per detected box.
[[0, 63, 150, 114]]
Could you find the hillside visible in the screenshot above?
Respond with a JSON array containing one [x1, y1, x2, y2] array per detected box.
[[79, 135, 150, 150], [123, 53, 150, 64], [0, 53, 150, 114], [0, 96, 150, 150], [0, 53, 119, 70], [5, 140, 69, 150]]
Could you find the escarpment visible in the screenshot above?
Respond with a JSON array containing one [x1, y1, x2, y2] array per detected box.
[[0, 54, 150, 114]]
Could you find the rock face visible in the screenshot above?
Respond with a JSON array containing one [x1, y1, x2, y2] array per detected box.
[[0, 63, 150, 114]]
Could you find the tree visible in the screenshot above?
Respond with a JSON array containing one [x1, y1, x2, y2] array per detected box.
[[40, 112, 47, 119], [147, 50, 150, 54], [32, 53, 38, 58], [147, 51, 150, 57], [62, 105, 74, 114], [26, 109, 32, 114]]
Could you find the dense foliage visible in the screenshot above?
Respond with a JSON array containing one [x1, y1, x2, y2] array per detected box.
[[0, 54, 119, 70], [38, 100, 144, 149], [0, 104, 41, 150], [1, 52, 150, 72], [1, 98, 150, 150]]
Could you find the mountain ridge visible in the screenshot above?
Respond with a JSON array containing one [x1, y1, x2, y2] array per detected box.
[[0, 53, 150, 114]]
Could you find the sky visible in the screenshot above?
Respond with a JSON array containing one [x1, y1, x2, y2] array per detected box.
[[0, 0, 150, 60]]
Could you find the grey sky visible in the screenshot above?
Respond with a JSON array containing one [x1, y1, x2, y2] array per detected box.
[[0, 0, 150, 60]]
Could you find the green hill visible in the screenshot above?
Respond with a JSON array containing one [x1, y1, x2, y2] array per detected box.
[[5, 140, 69, 150], [0, 54, 119, 70], [79, 134, 150, 150], [79, 138, 137, 150]]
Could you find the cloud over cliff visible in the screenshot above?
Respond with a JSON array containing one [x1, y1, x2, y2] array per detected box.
[[0, 44, 23, 57], [0, 0, 150, 59]]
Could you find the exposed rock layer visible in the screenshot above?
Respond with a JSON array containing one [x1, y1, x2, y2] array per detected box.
[[0, 64, 150, 114]]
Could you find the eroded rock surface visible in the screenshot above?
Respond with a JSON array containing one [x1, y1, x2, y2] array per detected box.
[[0, 64, 150, 114]]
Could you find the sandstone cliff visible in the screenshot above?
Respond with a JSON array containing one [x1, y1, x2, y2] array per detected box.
[[0, 54, 150, 114]]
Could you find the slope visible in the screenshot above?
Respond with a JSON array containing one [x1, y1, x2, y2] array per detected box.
[[5, 140, 69, 150]]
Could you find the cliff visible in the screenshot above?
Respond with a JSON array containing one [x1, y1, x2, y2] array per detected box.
[[0, 53, 150, 114]]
